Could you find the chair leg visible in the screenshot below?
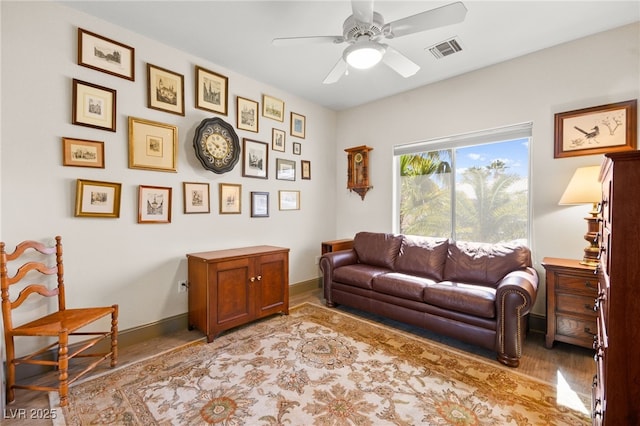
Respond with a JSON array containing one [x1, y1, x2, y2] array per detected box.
[[5, 336, 16, 404], [110, 304, 119, 368], [58, 331, 69, 407]]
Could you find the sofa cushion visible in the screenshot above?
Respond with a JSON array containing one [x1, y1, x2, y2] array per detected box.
[[395, 235, 448, 281], [372, 273, 435, 302], [443, 240, 531, 287], [353, 232, 403, 270], [423, 281, 497, 319], [333, 264, 390, 290]]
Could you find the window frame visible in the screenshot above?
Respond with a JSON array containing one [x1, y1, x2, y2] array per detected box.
[[392, 122, 533, 243]]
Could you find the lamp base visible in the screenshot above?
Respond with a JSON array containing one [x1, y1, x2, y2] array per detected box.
[[581, 212, 601, 269]]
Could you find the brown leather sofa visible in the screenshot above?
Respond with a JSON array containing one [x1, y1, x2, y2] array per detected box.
[[320, 232, 538, 367]]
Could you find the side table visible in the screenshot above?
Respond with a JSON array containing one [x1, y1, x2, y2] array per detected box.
[[541, 257, 598, 349]]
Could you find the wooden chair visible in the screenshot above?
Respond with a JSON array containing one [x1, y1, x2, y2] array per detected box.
[[1, 236, 118, 407]]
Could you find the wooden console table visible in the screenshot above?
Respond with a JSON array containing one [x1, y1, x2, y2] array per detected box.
[[186, 245, 289, 342]]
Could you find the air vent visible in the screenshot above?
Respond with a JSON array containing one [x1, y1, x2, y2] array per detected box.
[[428, 37, 463, 59]]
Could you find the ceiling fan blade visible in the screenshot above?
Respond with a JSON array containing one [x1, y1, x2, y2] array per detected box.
[[383, 1, 467, 39], [351, 0, 374, 24], [323, 58, 348, 84], [381, 45, 420, 78], [272, 35, 344, 46]]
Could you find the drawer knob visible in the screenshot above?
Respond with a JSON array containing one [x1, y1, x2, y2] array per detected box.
[[585, 280, 596, 289], [584, 327, 595, 335]]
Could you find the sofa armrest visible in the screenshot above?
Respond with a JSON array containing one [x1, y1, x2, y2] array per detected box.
[[320, 249, 358, 305], [495, 267, 539, 367]]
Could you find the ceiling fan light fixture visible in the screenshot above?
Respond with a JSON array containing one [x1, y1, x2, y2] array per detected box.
[[344, 39, 385, 69]]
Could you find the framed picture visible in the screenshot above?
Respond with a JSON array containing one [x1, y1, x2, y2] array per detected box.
[[276, 158, 296, 181], [293, 142, 301, 155], [72, 79, 116, 132], [147, 63, 185, 116], [77, 28, 135, 81], [195, 66, 228, 115], [554, 100, 637, 158], [279, 190, 300, 211], [183, 182, 210, 214], [138, 185, 172, 224], [251, 191, 269, 218], [219, 183, 241, 214], [272, 128, 286, 152], [237, 96, 259, 132], [291, 112, 306, 138], [263, 94, 284, 122], [62, 137, 104, 168], [242, 138, 268, 179], [301, 160, 311, 180], [74, 179, 121, 218], [128, 116, 178, 172]]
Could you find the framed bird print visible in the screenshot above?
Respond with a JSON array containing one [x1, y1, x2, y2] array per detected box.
[[554, 100, 637, 158]]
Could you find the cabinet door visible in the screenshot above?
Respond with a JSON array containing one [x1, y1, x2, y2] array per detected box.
[[210, 257, 253, 331], [255, 252, 289, 317]]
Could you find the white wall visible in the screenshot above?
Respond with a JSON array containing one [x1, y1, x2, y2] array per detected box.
[[334, 23, 640, 315], [0, 1, 337, 345]]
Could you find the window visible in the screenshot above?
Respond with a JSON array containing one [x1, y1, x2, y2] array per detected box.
[[393, 123, 532, 244]]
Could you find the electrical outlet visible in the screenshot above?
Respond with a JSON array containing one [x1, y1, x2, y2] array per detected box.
[[178, 280, 187, 293]]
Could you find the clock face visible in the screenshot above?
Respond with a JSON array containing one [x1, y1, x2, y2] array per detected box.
[[193, 118, 240, 174], [354, 152, 364, 164], [205, 134, 229, 159]]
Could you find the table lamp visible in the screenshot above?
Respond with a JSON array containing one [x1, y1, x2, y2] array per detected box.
[[558, 165, 602, 267]]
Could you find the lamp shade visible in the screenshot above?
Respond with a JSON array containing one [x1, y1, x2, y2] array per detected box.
[[344, 39, 385, 69], [558, 166, 601, 205]]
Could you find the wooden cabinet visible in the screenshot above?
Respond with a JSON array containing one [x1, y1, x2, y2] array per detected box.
[[542, 258, 598, 349], [592, 151, 640, 425], [186, 245, 289, 342]]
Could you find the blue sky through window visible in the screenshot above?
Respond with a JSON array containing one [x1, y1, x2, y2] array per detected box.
[[455, 138, 529, 178]]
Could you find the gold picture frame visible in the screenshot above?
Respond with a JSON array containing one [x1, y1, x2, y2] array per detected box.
[[147, 63, 185, 116], [262, 94, 284, 122], [77, 28, 135, 81], [195, 65, 228, 115], [554, 99, 637, 158], [74, 179, 121, 218], [72, 79, 116, 132], [279, 190, 300, 211], [219, 183, 242, 214], [128, 116, 178, 172], [138, 185, 172, 223], [62, 137, 104, 168]]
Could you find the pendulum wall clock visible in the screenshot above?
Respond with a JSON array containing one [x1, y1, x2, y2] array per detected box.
[[345, 145, 373, 200]]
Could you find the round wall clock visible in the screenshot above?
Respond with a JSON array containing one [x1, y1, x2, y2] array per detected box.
[[193, 117, 240, 174]]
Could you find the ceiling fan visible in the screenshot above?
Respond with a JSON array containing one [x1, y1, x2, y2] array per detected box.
[[272, 1, 467, 84]]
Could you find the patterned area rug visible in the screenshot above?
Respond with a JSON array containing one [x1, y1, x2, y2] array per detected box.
[[57, 302, 589, 425]]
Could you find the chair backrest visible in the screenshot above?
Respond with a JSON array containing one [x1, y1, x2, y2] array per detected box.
[[1, 236, 66, 331]]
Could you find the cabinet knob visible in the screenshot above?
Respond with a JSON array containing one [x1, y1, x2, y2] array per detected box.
[[257, 275, 262, 281], [250, 277, 255, 282]]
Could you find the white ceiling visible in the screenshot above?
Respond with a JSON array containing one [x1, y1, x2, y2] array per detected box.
[[61, 1, 640, 111]]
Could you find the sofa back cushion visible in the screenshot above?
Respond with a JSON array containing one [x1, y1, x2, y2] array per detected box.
[[443, 240, 532, 287], [395, 235, 449, 281], [353, 232, 402, 270]]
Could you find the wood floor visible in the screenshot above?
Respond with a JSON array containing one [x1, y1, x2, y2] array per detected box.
[[3, 287, 594, 425]]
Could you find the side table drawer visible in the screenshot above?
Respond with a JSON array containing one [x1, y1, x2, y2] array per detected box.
[[556, 314, 597, 343], [556, 274, 598, 294], [556, 293, 597, 316]]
